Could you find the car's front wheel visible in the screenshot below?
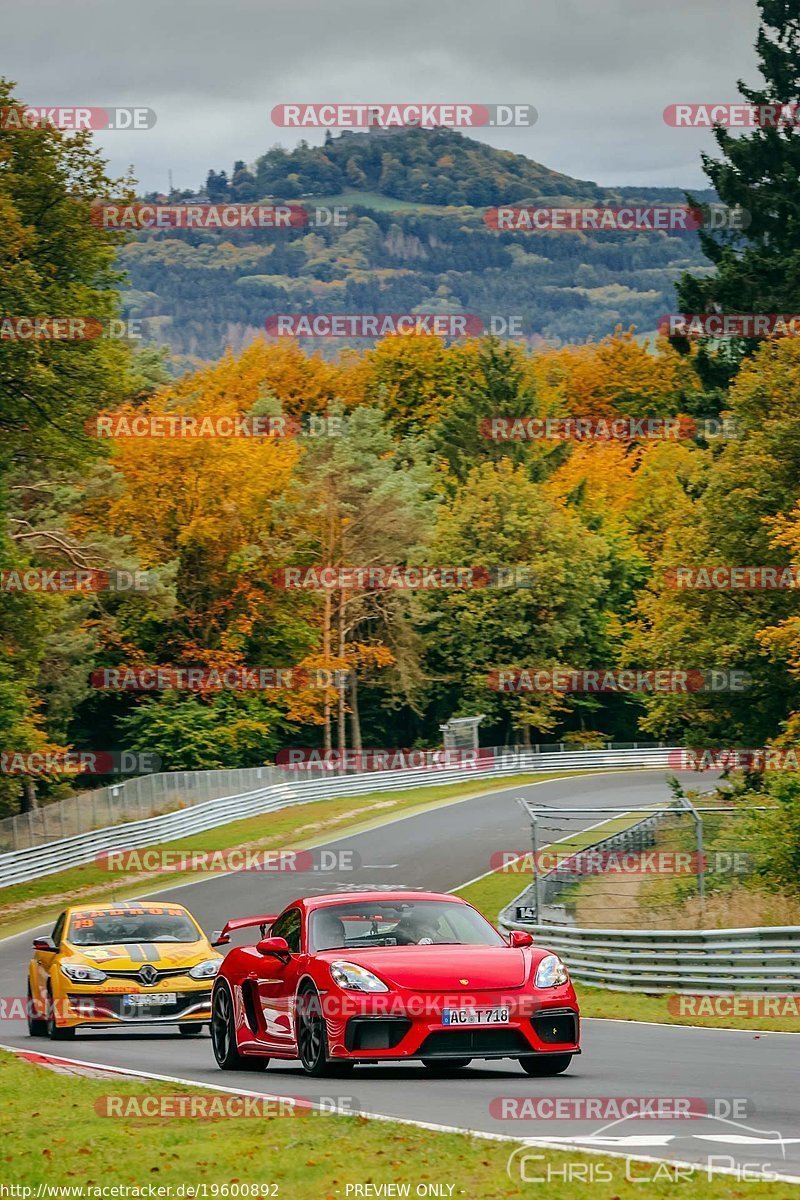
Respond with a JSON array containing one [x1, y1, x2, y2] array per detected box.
[[179, 1023, 205, 1037], [296, 986, 353, 1076], [519, 1053, 573, 1076], [26, 983, 47, 1037], [211, 982, 267, 1071], [421, 1058, 472, 1072]]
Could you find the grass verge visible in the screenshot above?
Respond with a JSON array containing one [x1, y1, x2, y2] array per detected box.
[[0, 771, 584, 940], [0, 1049, 790, 1196]]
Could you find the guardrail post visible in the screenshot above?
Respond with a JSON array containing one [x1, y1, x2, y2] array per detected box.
[[678, 790, 705, 916], [531, 813, 541, 922]]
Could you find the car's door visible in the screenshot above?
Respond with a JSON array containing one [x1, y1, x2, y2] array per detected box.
[[251, 907, 305, 1053], [33, 911, 65, 1005]]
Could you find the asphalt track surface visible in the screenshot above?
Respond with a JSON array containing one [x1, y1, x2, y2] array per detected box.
[[2, 770, 799, 1184]]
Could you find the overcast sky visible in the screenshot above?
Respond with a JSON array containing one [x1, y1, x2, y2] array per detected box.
[[4, 0, 762, 193]]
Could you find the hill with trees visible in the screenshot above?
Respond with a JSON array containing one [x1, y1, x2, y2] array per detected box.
[[120, 127, 717, 365]]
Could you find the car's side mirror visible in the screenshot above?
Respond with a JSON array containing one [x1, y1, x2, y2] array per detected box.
[[256, 936, 291, 961], [33, 936, 58, 953], [509, 930, 534, 947]]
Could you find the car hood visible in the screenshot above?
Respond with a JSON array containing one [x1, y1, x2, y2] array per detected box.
[[62, 941, 213, 970], [321, 945, 529, 991]]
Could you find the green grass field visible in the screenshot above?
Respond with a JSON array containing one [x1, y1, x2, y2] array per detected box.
[[0, 1049, 790, 1197]]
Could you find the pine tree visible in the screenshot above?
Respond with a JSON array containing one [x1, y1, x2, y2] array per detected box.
[[676, 1, 800, 379]]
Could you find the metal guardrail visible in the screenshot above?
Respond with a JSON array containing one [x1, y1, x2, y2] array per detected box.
[[0, 744, 675, 889], [498, 919, 800, 993], [0, 742, 669, 854], [499, 815, 800, 993]]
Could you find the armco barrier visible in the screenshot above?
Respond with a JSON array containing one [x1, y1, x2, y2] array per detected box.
[[497, 919, 800, 994], [0, 744, 676, 888]]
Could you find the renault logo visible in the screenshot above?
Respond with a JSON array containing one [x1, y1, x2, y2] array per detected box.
[[138, 964, 158, 986]]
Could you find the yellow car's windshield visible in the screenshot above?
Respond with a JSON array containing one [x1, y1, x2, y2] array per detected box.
[[67, 908, 201, 946]]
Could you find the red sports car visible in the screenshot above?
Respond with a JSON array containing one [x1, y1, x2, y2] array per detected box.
[[210, 890, 580, 1076]]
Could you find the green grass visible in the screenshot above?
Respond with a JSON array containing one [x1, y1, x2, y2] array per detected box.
[[455, 819, 800, 1034], [0, 1049, 790, 1196], [0, 771, 585, 939], [575, 983, 800, 1033], [307, 189, 468, 214]]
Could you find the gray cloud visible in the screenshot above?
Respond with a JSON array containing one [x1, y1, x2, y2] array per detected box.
[[4, 0, 761, 191]]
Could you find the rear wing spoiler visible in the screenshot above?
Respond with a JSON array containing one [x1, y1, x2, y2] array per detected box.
[[212, 915, 278, 947]]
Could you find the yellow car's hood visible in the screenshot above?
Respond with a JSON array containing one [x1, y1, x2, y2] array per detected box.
[[63, 941, 215, 969]]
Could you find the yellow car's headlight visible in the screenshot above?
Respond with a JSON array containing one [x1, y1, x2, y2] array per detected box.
[[60, 961, 107, 983], [189, 959, 221, 980]]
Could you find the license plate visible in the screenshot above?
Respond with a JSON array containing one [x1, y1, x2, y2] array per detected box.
[[442, 1006, 510, 1025], [122, 993, 176, 1007]]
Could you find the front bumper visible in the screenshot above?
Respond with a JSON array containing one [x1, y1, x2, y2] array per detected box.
[[61, 989, 212, 1027], [323, 988, 580, 1062]]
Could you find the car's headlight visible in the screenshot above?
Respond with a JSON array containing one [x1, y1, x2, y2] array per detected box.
[[330, 961, 389, 993], [60, 962, 107, 983], [534, 954, 570, 988], [189, 959, 222, 980]]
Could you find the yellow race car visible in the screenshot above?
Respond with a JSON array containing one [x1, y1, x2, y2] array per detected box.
[[27, 900, 223, 1039]]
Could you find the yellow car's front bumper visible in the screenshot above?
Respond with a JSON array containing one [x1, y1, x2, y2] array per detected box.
[[53, 977, 213, 1028]]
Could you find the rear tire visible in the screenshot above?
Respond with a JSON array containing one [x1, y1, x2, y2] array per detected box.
[[519, 1053, 572, 1076], [211, 982, 267, 1071], [421, 1058, 472, 1072], [46, 986, 75, 1041], [179, 1023, 204, 1037], [27, 983, 47, 1037]]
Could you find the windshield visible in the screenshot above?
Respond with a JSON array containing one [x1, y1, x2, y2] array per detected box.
[[67, 906, 201, 946], [308, 900, 505, 951]]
